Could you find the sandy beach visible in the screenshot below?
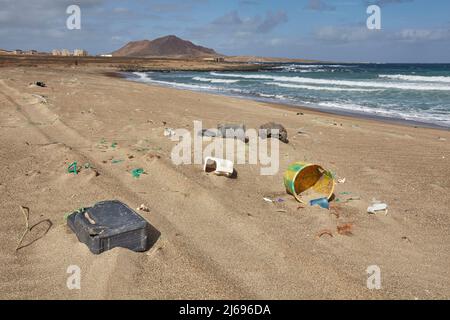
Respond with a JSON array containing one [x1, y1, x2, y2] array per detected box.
[[0, 63, 449, 300]]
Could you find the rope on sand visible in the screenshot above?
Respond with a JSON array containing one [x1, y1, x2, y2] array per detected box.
[[16, 206, 30, 251]]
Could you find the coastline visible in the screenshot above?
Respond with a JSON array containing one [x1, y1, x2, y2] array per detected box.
[[1, 64, 449, 299], [117, 71, 450, 131]]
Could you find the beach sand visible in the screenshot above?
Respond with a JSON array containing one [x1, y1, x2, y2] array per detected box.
[[0, 64, 449, 299]]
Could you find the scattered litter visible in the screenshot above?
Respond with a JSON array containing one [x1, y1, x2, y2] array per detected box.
[[263, 197, 273, 203], [200, 128, 220, 137], [297, 205, 306, 210], [401, 236, 412, 243], [111, 142, 118, 148], [112, 159, 124, 164], [67, 200, 155, 254], [84, 211, 96, 225], [338, 178, 346, 184], [340, 191, 352, 195], [84, 163, 92, 169], [276, 198, 285, 203], [284, 162, 335, 204], [68, 162, 78, 175], [34, 81, 46, 88], [259, 122, 289, 144], [131, 168, 145, 178], [309, 197, 330, 210], [335, 196, 361, 203], [204, 157, 234, 177], [164, 128, 176, 137], [276, 209, 287, 213], [137, 204, 150, 212], [337, 223, 353, 236], [367, 202, 388, 215], [317, 230, 334, 238], [217, 123, 246, 141]]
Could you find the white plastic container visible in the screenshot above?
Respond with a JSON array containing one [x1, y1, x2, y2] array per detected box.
[[203, 157, 234, 177]]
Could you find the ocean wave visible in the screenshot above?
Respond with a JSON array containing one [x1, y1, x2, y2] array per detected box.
[[133, 72, 220, 91], [265, 82, 383, 92], [379, 74, 450, 83], [305, 101, 450, 127], [314, 101, 450, 126], [193, 76, 239, 84], [210, 72, 450, 91]]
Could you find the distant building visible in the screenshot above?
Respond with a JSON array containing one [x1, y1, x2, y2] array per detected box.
[[100, 54, 113, 57], [61, 49, 71, 56], [74, 49, 88, 56], [14, 49, 23, 55], [25, 50, 37, 55], [203, 56, 225, 63]]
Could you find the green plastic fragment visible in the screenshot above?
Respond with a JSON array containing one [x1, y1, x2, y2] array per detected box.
[[112, 159, 124, 164], [131, 168, 144, 178], [111, 142, 118, 148], [68, 162, 78, 175], [64, 207, 86, 221]]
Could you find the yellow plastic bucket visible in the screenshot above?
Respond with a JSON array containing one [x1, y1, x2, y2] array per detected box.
[[283, 162, 335, 203]]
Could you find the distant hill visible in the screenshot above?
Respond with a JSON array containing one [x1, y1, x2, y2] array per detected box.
[[112, 35, 219, 58]]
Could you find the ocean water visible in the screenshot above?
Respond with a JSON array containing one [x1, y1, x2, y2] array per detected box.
[[127, 63, 450, 128]]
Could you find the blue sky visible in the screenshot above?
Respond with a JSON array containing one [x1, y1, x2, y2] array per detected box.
[[1, 0, 449, 62]]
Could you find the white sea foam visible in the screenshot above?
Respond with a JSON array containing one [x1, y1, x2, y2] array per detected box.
[[193, 76, 239, 84], [265, 82, 383, 92], [133, 72, 220, 91], [314, 101, 450, 126], [210, 72, 450, 91], [379, 74, 450, 83]]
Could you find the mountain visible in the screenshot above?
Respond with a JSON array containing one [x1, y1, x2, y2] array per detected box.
[[112, 35, 219, 58]]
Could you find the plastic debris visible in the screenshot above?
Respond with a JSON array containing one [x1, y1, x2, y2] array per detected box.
[[137, 204, 150, 212], [111, 142, 118, 148], [203, 157, 234, 177], [131, 168, 145, 178], [112, 159, 124, 164], [338, 178, 346, 184], [284, 162, 335, 203], [68, 162, 78, 175], [259, 122, 289, 144], [34, 81, 46, 88], [309, 197, 330, 210], [367, 202, 388, 215], [200, 129, 220, 137], [217, 124, 246, 142], [164, 128, 176, 137], [337, 223, 353, 236], [263, 197, 273, 203], [67, 200, 154, 254], [317, 230, 334, 238]]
